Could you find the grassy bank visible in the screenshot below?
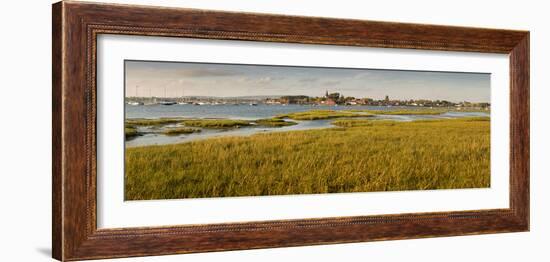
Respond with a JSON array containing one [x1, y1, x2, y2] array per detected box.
[[276, 110, 369, 120], [255, 118, 298, 127], [181, 119, 251, 129], [163, 127, 202, 135], [332, 116, 490, 127], [124, 126, 139, 138], [125, 118, 298, 130], [345, 109, 446, 115], [126, 118, 183, 126], [125, 117, 490, 200]]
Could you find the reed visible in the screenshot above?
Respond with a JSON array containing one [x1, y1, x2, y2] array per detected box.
[[124, 126, 139, 138], [276, 110, 369, 120], [254, 118, 298, 127], [163, 127, 202, 135], [344, 109, 446, 115], [125, 117, 490, 200], [181, 119, 252, 128], [126, 118, 183, 126]]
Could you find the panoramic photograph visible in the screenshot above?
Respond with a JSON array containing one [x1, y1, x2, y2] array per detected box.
[[124, 60, 491, 200]]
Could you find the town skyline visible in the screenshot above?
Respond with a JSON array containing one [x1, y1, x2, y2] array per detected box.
[[125, 60, 491, 103]]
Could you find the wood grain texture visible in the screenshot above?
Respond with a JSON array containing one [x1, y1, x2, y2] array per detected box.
[[52, 2, 63, 260], [509, 35, 530, 227], [52, 1, 530, 261]]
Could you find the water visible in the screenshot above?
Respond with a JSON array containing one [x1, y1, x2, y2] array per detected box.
[[125, 104, 489, 147], [126, 104, 425, 120]]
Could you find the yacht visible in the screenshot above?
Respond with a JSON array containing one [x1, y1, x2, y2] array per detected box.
[[158, 101, 177, 105]]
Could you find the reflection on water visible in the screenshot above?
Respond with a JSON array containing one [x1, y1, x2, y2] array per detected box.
[[125, 105, 489, 148]]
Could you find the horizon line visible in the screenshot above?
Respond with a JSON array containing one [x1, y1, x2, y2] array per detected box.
[[124, 95, 490, 103]]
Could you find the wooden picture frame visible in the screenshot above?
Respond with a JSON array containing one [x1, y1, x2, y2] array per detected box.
[[52, 1, 529, 261]]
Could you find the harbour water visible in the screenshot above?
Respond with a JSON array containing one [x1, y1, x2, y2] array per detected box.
[[125, 104, 489, 147]]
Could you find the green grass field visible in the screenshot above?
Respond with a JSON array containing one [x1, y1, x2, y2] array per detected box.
[[125, 117, 490, 200]]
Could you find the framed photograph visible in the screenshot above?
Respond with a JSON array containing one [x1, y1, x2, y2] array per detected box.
[[52, 1, 529, 261]]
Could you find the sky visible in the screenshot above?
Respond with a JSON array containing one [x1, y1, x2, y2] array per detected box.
[[125, 60, 490, 102]]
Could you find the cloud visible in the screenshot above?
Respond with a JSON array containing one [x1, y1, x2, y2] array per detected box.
[[256, 76, 273, 84], [237, 76, 283, 84], [321, 80, 341, 86], [352, 72, 373, 79], [174, 68, 240, 78], [237, 77, 251, 83], [126, 61, 489, 102], [298, 77, 318, 83]]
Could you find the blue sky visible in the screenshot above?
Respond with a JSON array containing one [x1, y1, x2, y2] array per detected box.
[[125, 60, 490, 102]]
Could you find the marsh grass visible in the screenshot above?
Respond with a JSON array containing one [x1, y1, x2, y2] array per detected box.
[[332, 116, 490, 127], [345, 109, 446, 115], [124, 126, 139, 138], [124, 108, 446, 131], [332, 119, 396, 127], [125, 118, 490, 200], [126, 118, 183, 126], [450, 108, 491, 113], [182, 119, 252, 128], [163, 127, 202, 136], [276, 110, 369, 120], [254, 118, 298, 127]]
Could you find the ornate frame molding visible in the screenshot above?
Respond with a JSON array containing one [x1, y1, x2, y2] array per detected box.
[[53, 1, 529, 261]]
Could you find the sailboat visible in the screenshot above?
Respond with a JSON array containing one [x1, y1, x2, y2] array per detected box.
[[158, 101, 177, 105], [158, 87, 176, 105], [177, 88, 187, 104]]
